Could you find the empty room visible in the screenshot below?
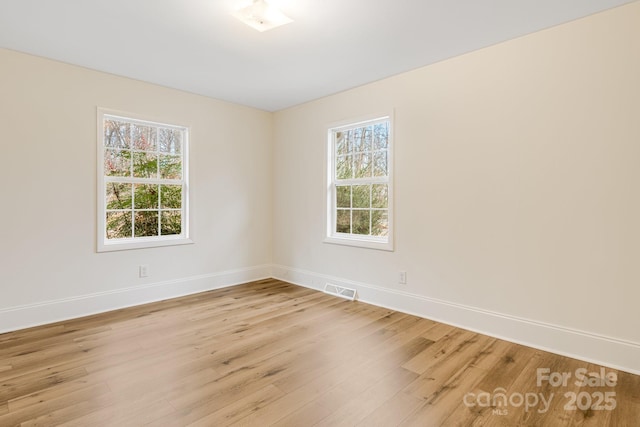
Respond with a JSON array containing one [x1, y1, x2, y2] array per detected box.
[[1, 0, 639, 425]]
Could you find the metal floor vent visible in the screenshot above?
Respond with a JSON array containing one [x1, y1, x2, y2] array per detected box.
[[323, 283, 357, 301]]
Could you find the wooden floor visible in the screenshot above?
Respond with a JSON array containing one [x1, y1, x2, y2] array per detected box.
[[1, 279, 638, 426]]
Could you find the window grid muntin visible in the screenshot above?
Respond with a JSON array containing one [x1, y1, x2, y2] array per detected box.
[[102, 114, 186, 242], [334, 183, 389, 237], [331, 118, 390, 241]]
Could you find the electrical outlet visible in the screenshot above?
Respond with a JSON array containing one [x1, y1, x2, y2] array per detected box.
[[399, 271, 407, 284], [139, 265, 149, 278]]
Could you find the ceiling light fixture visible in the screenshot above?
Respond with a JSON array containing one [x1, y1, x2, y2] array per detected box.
[[231, 0, 293, 32]]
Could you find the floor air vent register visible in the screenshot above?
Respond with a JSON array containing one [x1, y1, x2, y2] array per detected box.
[[323, 283, 357, 301]]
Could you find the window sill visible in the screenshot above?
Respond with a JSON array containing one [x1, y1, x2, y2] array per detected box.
[[323, 235, 393, 251], [97, 237, 193, 252]]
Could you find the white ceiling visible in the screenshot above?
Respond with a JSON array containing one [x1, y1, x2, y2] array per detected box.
[[0, 0, 635, 111]]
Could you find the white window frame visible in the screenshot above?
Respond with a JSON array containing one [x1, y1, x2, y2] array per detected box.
[[97, 108, 192, 252], [324, 113, 394, 251]]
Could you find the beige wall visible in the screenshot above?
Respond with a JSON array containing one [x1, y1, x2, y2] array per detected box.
[[273, 2, 640, 348], [0, 48, 273, 322]]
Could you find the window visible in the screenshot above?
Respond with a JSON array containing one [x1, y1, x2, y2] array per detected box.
[[326, 116, 393, 250], [97, 110, 191, 252]]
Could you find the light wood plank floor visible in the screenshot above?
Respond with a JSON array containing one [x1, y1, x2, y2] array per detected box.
[[1, 279, 638, 426]]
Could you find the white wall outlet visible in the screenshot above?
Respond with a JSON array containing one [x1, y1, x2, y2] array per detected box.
[[139, 264, 149, 278], [399, 271, 407, 284]]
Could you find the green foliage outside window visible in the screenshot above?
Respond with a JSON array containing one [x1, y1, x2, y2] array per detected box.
[[104, 118, 184, 240], [333, 121, 389, 238]]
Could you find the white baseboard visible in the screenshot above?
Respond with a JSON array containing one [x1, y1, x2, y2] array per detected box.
[[0, 264, 272, 334], [3, 263, 639, 376], [272, 264, 640, 376]]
